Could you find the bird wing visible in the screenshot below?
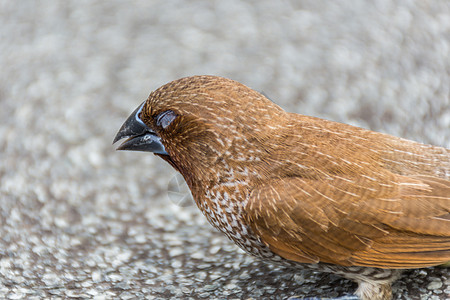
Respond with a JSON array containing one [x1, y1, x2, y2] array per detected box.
[[244, 173, 450, 268]]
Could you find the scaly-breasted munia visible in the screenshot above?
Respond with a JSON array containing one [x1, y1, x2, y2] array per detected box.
[[114, 75, 450, 300]]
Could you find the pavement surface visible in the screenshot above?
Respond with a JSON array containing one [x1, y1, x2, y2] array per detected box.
[[1, 1, 449, 299]]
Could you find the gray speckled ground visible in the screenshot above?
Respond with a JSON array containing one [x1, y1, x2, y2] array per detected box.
[[1, 1, 449, 299]]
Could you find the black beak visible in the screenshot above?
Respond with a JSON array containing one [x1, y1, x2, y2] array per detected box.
[[113, 102, 168, 155]]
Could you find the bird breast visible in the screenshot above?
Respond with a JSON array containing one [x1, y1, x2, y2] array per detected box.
[[196, 168, 279, 260]]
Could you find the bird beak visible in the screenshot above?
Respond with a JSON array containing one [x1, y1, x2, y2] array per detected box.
[[113, 102, 168, 155]]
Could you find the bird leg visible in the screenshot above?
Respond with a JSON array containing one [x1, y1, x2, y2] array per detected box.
[[288, 295, 359, 300], [355, 281, 393, 300]]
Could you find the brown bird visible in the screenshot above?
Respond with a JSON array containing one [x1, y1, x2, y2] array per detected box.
[[114, 75, 450, 300]]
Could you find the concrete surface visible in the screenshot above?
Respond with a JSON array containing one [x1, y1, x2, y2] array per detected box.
[[1, 1, 449, 299]]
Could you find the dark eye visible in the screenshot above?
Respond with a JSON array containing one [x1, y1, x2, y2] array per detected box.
[[156, 110, 177, 129]]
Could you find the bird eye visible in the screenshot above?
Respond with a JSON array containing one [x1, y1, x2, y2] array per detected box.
[[156, 110, 177, 129]]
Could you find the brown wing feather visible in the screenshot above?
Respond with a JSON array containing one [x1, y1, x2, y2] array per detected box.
[[244, 172, 450, 269]]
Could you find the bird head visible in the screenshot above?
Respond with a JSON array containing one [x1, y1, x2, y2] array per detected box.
[[114, 75, 286, 185]]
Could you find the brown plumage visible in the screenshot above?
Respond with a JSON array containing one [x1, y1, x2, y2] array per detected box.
[[114, 75, 450, 300]]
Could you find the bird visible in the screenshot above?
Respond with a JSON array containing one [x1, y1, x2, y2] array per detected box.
[[113, 75, 450, 300]]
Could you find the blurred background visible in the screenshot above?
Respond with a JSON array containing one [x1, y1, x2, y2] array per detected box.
[[0, 1, 449, 299]]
